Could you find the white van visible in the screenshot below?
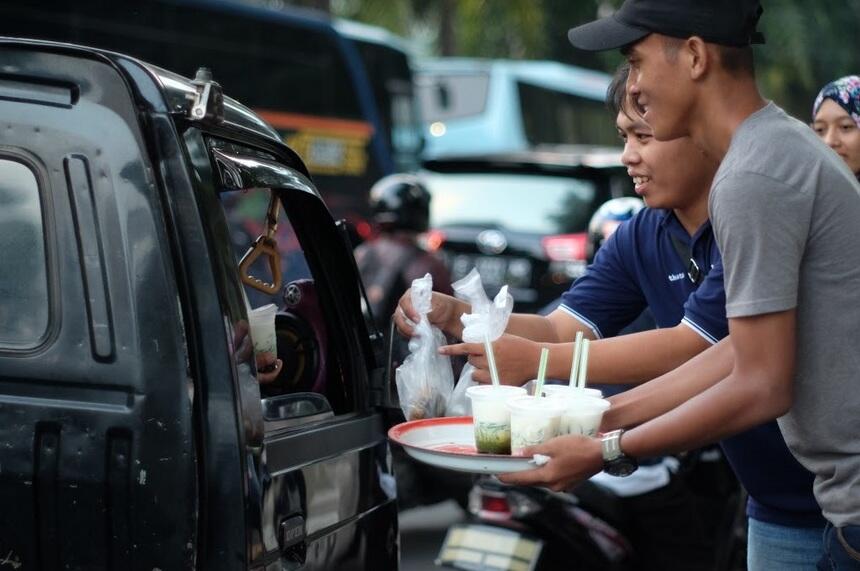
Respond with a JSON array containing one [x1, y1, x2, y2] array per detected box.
[[416, 58, 617, 158]]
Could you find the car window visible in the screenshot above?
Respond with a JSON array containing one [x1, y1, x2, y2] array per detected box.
[[518, 81, 620, 147], [417, 72, 490, 122], [219, 189, 353, 416], [0, 157, 49, 348], [423, 171, 597, 234]]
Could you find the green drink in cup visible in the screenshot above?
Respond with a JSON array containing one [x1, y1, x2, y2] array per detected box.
[[466, 385, 527, 454], [506, 395, 566, 456], [248, 303, 278, 354]]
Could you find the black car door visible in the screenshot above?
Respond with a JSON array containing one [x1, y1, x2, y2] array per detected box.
[[0, 44, 197, 569], [178, 129, 399, 570]]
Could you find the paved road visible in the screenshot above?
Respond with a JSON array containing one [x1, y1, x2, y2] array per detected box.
[[400, 500, 466, 570]]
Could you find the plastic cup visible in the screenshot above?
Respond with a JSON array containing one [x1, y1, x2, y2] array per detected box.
[[466, 385, 527, 454], [506, 395, 566, 456], [248, 303, 278, 355], [556, 397, 611, 437], [541, 384, 603, 399]]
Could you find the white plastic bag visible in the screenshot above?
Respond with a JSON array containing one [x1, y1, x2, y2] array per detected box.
[[395, 273, 455, 420], [445, 269, 514, 416]]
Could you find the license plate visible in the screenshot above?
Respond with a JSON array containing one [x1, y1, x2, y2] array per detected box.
[[450, 255, 532, 289], [436, 524, 542, 571]]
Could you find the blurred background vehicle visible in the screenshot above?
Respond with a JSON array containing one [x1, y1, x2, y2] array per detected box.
[[416, 58, 618, 159], [0, 0, 422, 231], [419, 148, 633, 312]]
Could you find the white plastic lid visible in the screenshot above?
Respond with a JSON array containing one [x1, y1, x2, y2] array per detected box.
[[466, 384, 527, 402]]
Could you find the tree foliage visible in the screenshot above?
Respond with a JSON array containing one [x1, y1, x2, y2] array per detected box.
[[297, 0, 860, 120]]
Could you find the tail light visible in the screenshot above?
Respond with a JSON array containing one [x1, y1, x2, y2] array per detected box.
[[420, 228, 447, 252], [469, 482, 543, 522], [354, 219, 374, 241], [542, 232, 587, 262]]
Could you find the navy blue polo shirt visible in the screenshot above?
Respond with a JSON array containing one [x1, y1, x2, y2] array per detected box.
[[560, 208, 823, 528]]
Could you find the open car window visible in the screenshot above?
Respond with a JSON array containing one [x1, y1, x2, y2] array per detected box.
[[218, 188, 353, 421], [181, 131, 366, 432]]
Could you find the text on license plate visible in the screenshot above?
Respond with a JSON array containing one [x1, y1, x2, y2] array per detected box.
[[436, 524, 542, 571]]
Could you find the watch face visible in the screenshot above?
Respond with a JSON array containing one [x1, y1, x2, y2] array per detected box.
[[604, 458, 638, 477]]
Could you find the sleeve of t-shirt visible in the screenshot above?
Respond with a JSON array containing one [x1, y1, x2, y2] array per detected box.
[[711, 171, 814, 318], [682, 257, 728, 344], [559, 220, 647, 338]]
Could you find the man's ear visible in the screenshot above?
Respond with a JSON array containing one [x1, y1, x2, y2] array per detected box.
[[685, 36, 709, 81]]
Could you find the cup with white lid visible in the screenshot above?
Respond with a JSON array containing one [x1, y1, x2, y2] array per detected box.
[[556, 396, 611, 437], [506, 395, 567, 455], [541, 384, 603, 399], [466, 384, 527, 454], [248, 303, 278, 355]]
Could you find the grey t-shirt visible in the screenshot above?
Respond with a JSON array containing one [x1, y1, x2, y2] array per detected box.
[[710, 102, 860, 526]]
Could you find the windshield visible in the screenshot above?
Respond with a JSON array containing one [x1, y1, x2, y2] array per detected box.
[[416, 72, 491, 122], [423, 171, 598, 235]]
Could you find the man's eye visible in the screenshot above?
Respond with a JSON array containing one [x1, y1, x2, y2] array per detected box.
[[636, 133, 651, 142]]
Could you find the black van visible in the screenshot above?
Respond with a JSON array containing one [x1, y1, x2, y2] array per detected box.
[[0, 38, 398, 570]]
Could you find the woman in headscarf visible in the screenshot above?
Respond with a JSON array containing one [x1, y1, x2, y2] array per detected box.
[[812, 75, 860, 179]]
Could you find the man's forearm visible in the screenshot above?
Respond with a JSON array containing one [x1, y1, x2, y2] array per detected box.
[[586, 325, 710, 384], [603, 337, 733, 429], [616, 311, 796, 459], [622, 366, 783, 458], [505, 313, 562, 343]]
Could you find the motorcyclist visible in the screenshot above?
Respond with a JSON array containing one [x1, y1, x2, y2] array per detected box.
[[355, 173, 453, 336], [586, 197, 646, 262], [355, 174, 467, 511]]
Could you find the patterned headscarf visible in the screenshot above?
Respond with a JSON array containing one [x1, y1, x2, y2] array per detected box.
[[813, 75, 860, 128]]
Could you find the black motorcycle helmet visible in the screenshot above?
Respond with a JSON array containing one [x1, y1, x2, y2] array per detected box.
[[587, 197, 646, 261], [369, 174, 431, 232]]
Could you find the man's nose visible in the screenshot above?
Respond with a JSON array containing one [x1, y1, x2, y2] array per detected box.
[[626, 73, 640, 96], [622, 145, 640, 166]]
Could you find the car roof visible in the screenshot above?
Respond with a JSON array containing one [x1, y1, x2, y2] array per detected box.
[[0, 36, 282, 144], [415, 58, 611, 102], [422, 146, 624, 176]]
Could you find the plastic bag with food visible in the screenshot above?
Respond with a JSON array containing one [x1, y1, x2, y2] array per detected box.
[[445, 268, 514, 417], [395, 273, 455, 420]]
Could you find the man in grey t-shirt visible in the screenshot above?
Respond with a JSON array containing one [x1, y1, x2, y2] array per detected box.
[[499, 1, 860, 568]]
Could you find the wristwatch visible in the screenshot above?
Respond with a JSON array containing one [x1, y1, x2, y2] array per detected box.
[[601, 429, 638, 477]]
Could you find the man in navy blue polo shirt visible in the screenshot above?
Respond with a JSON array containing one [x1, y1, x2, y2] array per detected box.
[[396, 64, 824, 569]]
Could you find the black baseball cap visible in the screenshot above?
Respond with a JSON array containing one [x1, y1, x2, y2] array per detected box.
[[568, 0, 765, 52]]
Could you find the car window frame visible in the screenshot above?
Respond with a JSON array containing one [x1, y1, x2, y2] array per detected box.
[[0, 148, 59, 354], [184, 129, 375, 432]]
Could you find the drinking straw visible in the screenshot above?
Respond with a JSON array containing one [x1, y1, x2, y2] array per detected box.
[[569, 331, 584, 389], [484, 333, 501, 387], [534, 347, 550, 398], [576, 339, 590, 390]]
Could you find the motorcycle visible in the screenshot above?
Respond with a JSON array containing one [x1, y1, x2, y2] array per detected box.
[[436, 447, 747, 571]]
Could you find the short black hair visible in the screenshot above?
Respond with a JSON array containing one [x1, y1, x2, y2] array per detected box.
[[662, 35, 754, 75], [716, 44, 755, 74], [606, 62, 632, 117]]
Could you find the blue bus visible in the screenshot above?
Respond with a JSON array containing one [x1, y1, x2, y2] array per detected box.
[[416, 58, 618, 158], [0, 0, 421, 227]]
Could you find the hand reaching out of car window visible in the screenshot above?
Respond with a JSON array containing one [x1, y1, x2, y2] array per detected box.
[[439, 333, 541, 385], [233, 318, 283, 384], [394, 289, 470, 339], [255, 351, 282, 384]]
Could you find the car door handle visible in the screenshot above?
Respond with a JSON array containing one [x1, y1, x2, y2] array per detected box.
[[280, 514, 307, 563]]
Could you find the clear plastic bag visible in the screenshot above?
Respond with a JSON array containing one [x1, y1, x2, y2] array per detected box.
[[445, 269, 514, 417], [395, 273, 455, 420]]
